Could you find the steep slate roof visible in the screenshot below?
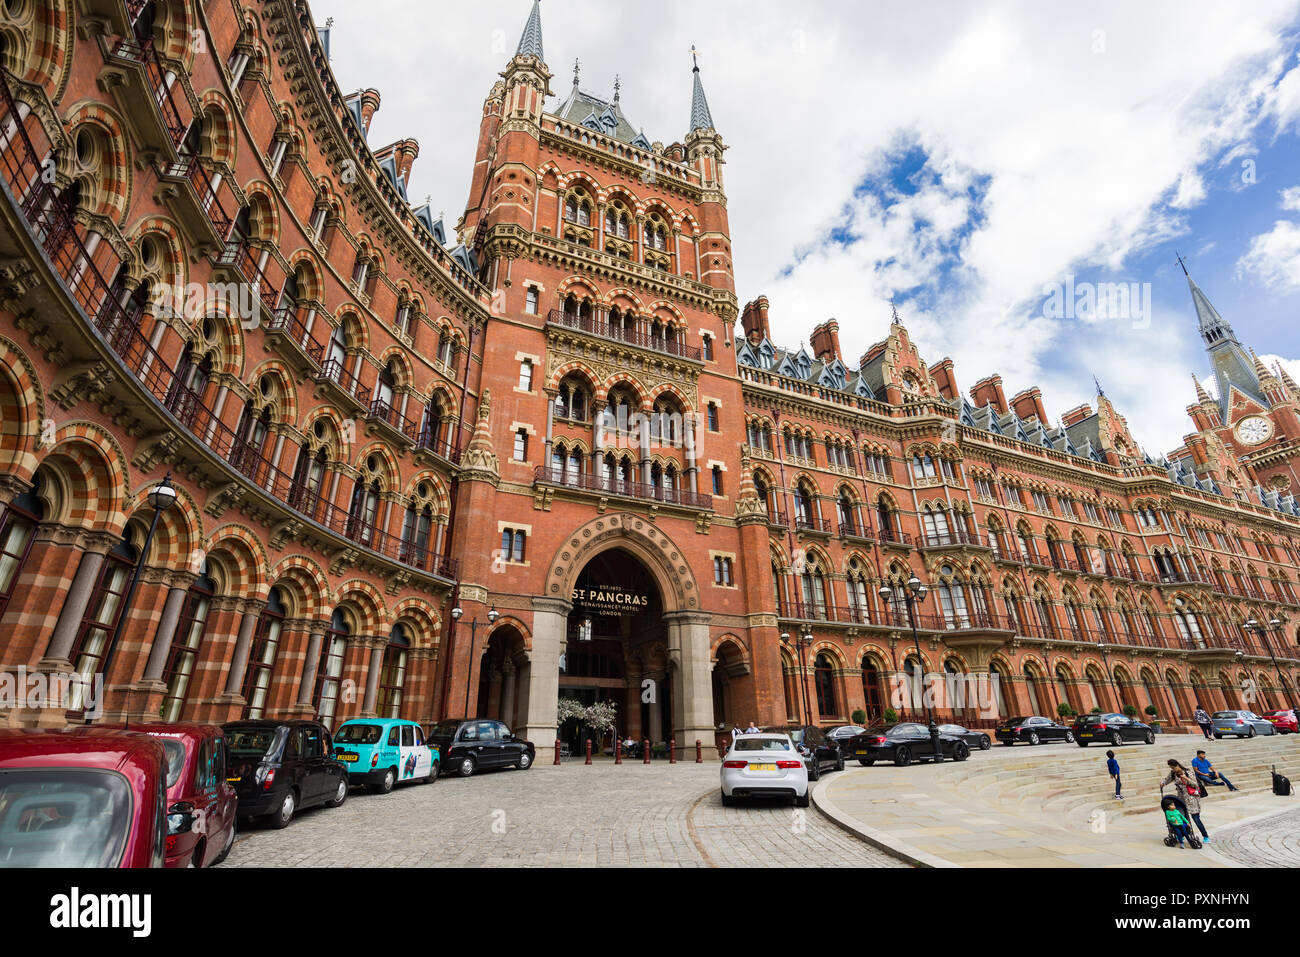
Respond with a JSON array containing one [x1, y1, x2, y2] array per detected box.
[[554, 86, 647, 147], [516, 0, 545, 60], [690, 63, 715, 134], [1187, 272, 1267, 413]]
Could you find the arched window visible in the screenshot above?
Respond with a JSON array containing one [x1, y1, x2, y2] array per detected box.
[[936, 564, 970, 629], [347, 478, 382, 547], [846, 559, 871, 623], [1172, 599, 1206, 648], [862, 662, 884, 720], [794, 484, 814, 525], [814, 654, 838, 717], [1054, 666, 1073, 712], [800, 558, 829, 619], [71, 529, 139, 683], [376, 624, 411, 718], [0, 479, 44, 622], [242, 586, 286, 718], [401, 502, 434, 569], [988, 661, 1007, 716], [314, 609, 350, 728], [160, 566, 217, 721]]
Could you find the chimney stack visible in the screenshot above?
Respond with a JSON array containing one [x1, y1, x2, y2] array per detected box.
[[1010, 387, 1048, 425], [810, 320, 842, 364], [740, 296, 771, 343], [970, 375, 1008, 414], [928, 358, 958, 400]]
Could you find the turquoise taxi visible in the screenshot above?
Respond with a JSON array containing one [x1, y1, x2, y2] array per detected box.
[[332, 718, 438, 792]]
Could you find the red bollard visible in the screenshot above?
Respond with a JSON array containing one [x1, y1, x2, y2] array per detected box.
[[643, 739, 651, 764], [696, 739, 703, 763], [615, 739, 623, 765], [669, 738, 677, 764], [554, 739, 561, 765], [585, 738, 592, 765]]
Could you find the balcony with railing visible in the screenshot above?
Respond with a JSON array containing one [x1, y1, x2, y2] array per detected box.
[[314, 357, 371, 412], [99, 35, 189, 159], [366, 396, 418, 446], [546, 309, 703, 361], [264, 304, 325, 372], [838, 520, 876, 544], [878, 527, 914, 548], [156, 154, 233, 248], [794, 514, 834, 536], [533, 466, 713, 510], [923, 527, 984, 550], [210, 238, 280, 316], [766, 509, 789, 529], [415, 422, 472, 467]]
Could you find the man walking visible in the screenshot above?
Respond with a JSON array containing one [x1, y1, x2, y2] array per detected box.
[[1192, 750, 1239, 792], [1105, 750, 1123, 801], [1193, 704, 1213, 740]]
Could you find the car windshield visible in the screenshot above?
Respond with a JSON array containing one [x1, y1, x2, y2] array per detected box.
[[1002, 717, 1029, 725], [1212, 712, 1239, 719], [227, 728, 284, 757], [1078, 715, 1111, 724], [762, 727, 803, 744], [735, 737, 793, 753], [429, 721, 461, 740], [159, 739, 185, 789], [335, 724, 383, 745], [939, 725, 966, 734], [0, 768, 132, 868]]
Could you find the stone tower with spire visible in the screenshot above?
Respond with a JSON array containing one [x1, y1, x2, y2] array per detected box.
[[1178, 265, 1300, 496]]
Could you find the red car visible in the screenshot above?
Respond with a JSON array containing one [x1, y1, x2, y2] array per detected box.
[[1263, 710, 1299, 734], [100, 723, 238, 867], [0, 728, 179, 867]]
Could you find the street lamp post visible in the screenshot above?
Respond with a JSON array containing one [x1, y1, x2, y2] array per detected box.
[[91, 473, 177, 724], [1097, 641, 1123, 712], [779, 630, 812, 725], [879, 575, 943, 763], [799, 623, 816, 725], [451, 604, 500, 717]]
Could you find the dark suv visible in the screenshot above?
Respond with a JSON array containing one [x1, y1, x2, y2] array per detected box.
[[222, 720, 348, 828], [428, 719, 535, 778], [761, 725, 843, 779], [1071, 712, 1155, 747]]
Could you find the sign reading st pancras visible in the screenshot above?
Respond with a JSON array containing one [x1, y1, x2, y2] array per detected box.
[[571, 585, 650, 617]]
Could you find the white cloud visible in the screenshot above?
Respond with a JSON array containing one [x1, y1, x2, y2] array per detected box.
[[1237, 220, 1300, 292], [1280, 185, 1300, 210], [311, 0, 1300, 455]]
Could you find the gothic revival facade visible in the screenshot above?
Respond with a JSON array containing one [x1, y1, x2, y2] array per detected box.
[[0, 0, 1298, 755]]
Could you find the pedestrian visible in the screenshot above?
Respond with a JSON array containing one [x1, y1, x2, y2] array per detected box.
[[1161, 796, 1194, 848], [1192, 750, 1239, 792], [745, 720, 760, 733], [1105, 749, 1123, 800], [1193, 704, 1213, 740], [731, 723, 743, 741], [1161, 759, 1211, 843]]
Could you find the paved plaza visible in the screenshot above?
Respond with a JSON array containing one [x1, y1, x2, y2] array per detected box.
[[222, 761, 903, 868]]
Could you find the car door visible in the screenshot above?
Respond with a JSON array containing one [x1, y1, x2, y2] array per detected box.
[[805, 727, 831, 770], [398, 724, 417, 781], [299, 725, 328, 805], [410, 723, 432, 778], [457, 721, 493, 769], [495, 722, 521, 765], [212, 735, 237, 850]]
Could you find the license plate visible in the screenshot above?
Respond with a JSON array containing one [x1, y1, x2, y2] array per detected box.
[[855, 750, 870, 755], [226, 776, 241, 783], [337, 753, 358, 762], [1080, 733, 1093, 738], [749, 763, 777, 771]]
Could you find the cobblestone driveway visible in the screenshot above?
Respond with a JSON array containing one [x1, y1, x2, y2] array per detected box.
[[1209, 805, 1300, 867], [223, 762, 904, 868]]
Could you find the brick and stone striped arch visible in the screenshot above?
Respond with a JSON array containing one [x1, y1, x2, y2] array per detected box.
[[204, 525, 270, 601], [942, 651, 970, 673], [37, 422, 130, 531], [483, 615, 531, 652], [377, 347, 414, 389], [856, 644, 891, 672], [190, 296, 246, 377], [332, 579, 389, 637], [601, 372, 649, 409], [5, 0, 73, 103], [543, 513, 701, 611], [60, 101, 131, 223], [402, 471, 450, 515], [141, 0, 198, 67], [559, 170, 601, 197], [242, 184, 281, 246], [648, 381, 691, 408], [245, 359, 298, 427], [353, 441, 400, 490], [0, 335, 44, 479], [549, 360, 599, 393], [269, 555, 330, 621], [301, 407, 351, 461], [391, 597, 441, 648], [284, 249, 324, 300], [125, 480, 201, 568], [555, 275, 600, 301], [557, 437, 592, 457], [644, 299, 686, 324], [602, 287, 644, 311], [710, 633, 750, 670], [335, 306, 370, 355], [126, 217, 187, 313], [196, 92, 237, 167], [809, 640, 846, 669]]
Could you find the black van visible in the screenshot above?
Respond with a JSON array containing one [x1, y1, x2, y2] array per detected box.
[[427, 719, 535, 777]]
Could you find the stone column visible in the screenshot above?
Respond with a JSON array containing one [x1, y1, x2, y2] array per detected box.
[[520, 596, 569, 762], [141, 575, 196, 681], [41, 536, 115, 666], [361, 639, 385, 716], [664, 610, 714, 751], [295, 629, 326, 710], [222, 605, 262, 697], [500, 659, 517, 728]]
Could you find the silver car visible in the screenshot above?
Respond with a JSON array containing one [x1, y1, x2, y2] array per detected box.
[[720, 733, 809, 807], [1212, 710, 1277, 738]]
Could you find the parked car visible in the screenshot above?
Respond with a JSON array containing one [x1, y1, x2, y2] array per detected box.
[[1212, 710, 1276, 738], [995, 716, 1075, 746], [106, 723, 238, 867], [823, 724, 866, 748], [333, 718, 438, 792], [1071, 713, 1155, 747], [939, 724, 992, 750], [222, 720, 347, 828], [1262, 710, 1298, 734], [721, 733, 809, 807], [0, 728, 177, 867], [846, 723, 971, 766], [761, 725, 842, 779], [427, 719, 535, 777]]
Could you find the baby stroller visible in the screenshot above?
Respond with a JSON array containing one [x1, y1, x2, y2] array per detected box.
[[1160, 790, 1202, 849]]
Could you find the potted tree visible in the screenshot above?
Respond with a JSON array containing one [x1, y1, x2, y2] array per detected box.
[[1122, 704, 1139, 719], [1144, 704, 1162, 733], [1056, 701, 1076, 724], [883, 707, 899, 724], [851, 709, 867, 726]]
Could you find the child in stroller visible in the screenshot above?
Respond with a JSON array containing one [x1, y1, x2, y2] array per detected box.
[[1161, 793, 1201, 849]]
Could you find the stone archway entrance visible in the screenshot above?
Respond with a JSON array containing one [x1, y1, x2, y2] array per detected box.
[[519, 514, 712, 761]]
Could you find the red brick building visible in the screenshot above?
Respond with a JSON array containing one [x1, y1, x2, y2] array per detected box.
[[0, 0, 1298, 756]]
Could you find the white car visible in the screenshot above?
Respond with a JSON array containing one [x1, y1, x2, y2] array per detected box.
[[720, 733, 809, 807]]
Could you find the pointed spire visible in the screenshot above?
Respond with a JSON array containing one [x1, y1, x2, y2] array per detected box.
[[613, 74, 621, 105], [515, 0, 544, 62], [1192, 373, 1212, 405], [688, 45, 715, 134], [1184, 267, 1235, 347], [1093, 374, 1105, 397], [572, 58, 580, 89]]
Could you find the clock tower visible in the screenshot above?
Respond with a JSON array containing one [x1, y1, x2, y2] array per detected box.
[[1179, 264, 1300, 496]]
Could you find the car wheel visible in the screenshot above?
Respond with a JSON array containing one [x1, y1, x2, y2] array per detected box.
[[1077, 741, 1089, 747], [1144, 731, 1155, 745], [1248, 726, 1257, 738], [1110, 732, 1123, 747], [979, 736, 991, 751], [835, 752, 845, 772], [210, 823, 236, 867], [1214, 734, 1222, 740], [721, 793, 735, 807], [326, 777, 348, 808], [422, 763, 438, 784], [270, 790, 296, 830], [954, 742, 970, 762], [372, 767, 396, 794], [807, 761, 820, 782], [1064, 731, 1075, 744], [1028, 732, 1040, 745], [457, 756, 476, 778], [894, 746, 912, 767], [796, 792, 810, 808], [517, 752, 533, 770], [858, 758, 875, 767]]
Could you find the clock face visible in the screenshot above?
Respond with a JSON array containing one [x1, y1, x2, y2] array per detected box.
[[1235, 416, 1273, 446]]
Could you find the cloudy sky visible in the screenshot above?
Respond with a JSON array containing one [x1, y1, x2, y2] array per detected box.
[[312, 0, 1300, 456]]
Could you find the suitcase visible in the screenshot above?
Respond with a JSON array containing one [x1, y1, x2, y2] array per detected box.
[[1272, 765, 1291, 796]]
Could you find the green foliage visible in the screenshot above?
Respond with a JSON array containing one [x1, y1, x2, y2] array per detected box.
[[883, 707, 899, 723], [850, 709, 867, 725]]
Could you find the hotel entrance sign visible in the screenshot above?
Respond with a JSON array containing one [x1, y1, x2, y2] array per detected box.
[[571, 585, 649, 618]]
